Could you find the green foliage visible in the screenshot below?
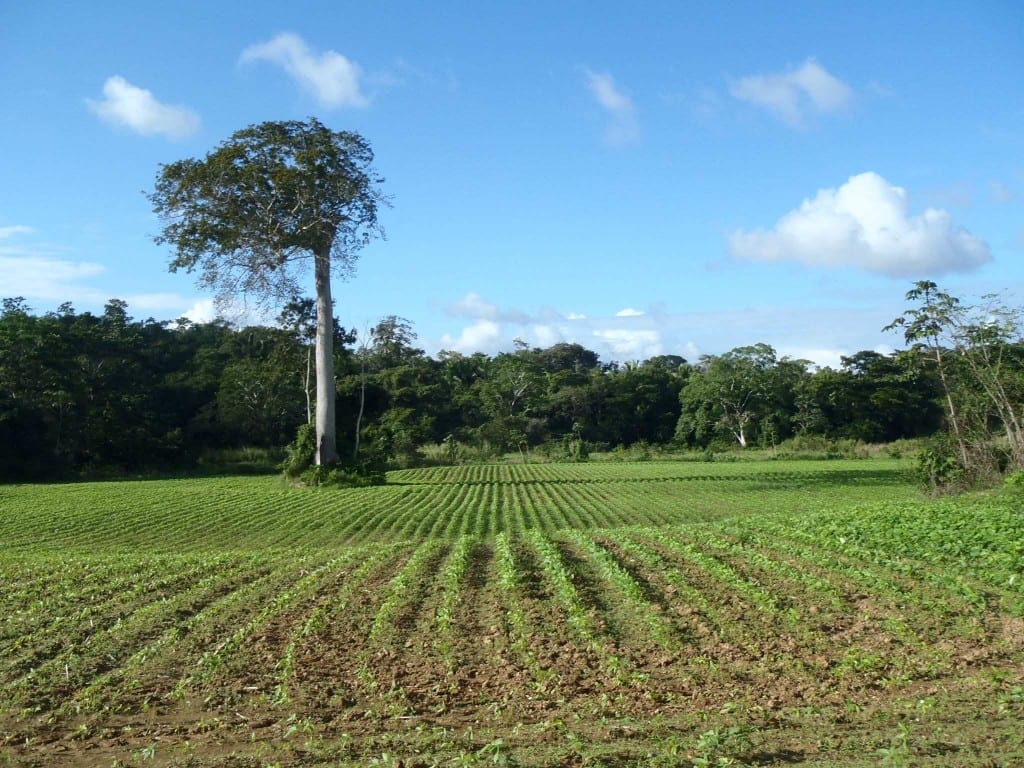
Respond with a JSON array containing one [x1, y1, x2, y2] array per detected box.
[[5, 282, 1018, 485], [281, 423, 317, 478], [151, 118, 388, 467], [282, 423, 386, 487], [2, 461, 1023, 765], [150, 119, 385, 300], [299, 464, 386, 488], [1004, 470, 1024, 489], [876, 723, 912, 768], [564, 421, 589, 461], [676, 343, 812, 450], [690, 726, 751, 768], [887, 281, 1024, 490], [915, 433, 967, 492]]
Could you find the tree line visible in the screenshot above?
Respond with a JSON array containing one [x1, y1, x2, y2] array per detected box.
[[2, 295, 956, 481]]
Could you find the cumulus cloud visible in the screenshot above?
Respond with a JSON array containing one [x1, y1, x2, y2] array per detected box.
[[615, 307, 645, 317], [240, 32, 368, 108], [122, 292, 196, 313], [0, 251, 218, 320], [428, 292, 927, 369], [183, 299, 217, 324], [592, 328, 663, 359], [439, 319, 502, 354], [728, 172, 992, 277], [0, 228, 220, 320], [730, 58, 851, 127], [532, 324, 564, 348], [584, 69, 638, 144], [445, 292, 531, 324], [87, 76, 200, 139], [446, 291, 500, 320]]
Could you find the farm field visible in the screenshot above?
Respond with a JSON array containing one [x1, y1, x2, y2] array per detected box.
[[1, 459, 1022, 767]]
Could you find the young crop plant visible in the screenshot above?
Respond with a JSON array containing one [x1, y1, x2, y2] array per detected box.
[[525, 530, 598, 645], [563, 530, 677, 651], [434, 535, 477, 669], [748, 514, 997, 627], [271, 543, 403, 706], [524, 530, 637, 685], [2, 553, 266, 712], [653, 531, 782, 619], [617, 529, 763, 654], [684, 530, 851, 640], [62, 561, 271, 715], [367, 540, 449, 642], [172, 553, 340, 698], [493, 533, 543, 678]]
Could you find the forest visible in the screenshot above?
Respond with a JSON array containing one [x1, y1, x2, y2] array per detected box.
[[0, 293, 953, 482]]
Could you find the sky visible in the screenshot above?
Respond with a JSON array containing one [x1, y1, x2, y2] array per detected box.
[[2, 1, 1022, 368]]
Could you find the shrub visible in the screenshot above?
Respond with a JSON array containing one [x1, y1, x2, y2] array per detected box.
[[281, 424, 387, 487], [300, 465, 386, 488], [1004, 470, 1024, 490], [281, 423, 317, 478], [915, 433, 967, 493]]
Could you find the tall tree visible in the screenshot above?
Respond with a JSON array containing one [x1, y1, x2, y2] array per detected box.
[[150, 118, 386, 466], [676, 344, 778, 448], [888, 282, 1024, 480], [885, 282, 969, 468]]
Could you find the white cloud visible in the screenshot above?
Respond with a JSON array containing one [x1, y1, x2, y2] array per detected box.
[[183, 299, 216, 324], [0, 255, 107, 301], [728, 171, 992, 277], [87, 76, 200, 139], [439, 319, 502, 353], [122, 292, 196, 313], [532, 324, 564, 348], [445, 292, 531, 323], [566, 312, 587, 320], [0, 252, 219, 321], [730, 58, 852, 127], [584, 69, 638, 144], [776, 344, 898, 371], [447, 291, 500, 320], [0, 225, 33, 239], [592, 328, 663, 358], [430, 294, 930, 370], [776, 346, 847, 371], [240, 32, 368, 109], [0, 228, 219, 320], [615, 307, 645, 317]]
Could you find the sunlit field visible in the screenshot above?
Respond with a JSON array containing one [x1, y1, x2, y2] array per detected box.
[[2, 459, 1021, 767]]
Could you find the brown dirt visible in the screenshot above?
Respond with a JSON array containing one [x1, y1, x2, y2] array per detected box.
[[3, 536, 1022, 767]]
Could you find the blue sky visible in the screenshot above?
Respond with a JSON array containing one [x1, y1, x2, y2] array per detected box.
[[2, 1, 1022, 367]]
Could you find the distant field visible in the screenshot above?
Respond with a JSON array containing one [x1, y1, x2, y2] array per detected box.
[[1, 459, 1022, 767]]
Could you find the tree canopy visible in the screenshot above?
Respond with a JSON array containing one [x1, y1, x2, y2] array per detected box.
[[150, 118, 386, 465]]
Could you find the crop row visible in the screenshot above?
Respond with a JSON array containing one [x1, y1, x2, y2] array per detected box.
[[389, 458, 910, 485], [5, 510, 1018, 727], [0, 461, 920, 552]]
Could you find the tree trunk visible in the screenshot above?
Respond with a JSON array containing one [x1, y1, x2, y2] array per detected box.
[[353, 345, 366, 461], [314, 248, 338, 466], [933, 346, 969, 469], [304, 344, 312, 425]]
